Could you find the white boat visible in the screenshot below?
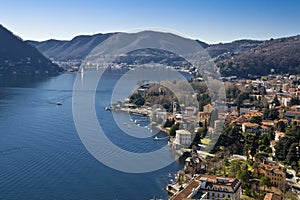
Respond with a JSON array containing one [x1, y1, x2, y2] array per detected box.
[[153, 136, 168, 140], [105, 106, 112, 111], [56, 102, 62, 106]]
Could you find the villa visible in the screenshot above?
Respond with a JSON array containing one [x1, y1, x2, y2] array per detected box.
[[170, 174, 242, 200]]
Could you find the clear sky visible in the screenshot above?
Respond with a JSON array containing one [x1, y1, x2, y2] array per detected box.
[[1, 0, 299, 43]]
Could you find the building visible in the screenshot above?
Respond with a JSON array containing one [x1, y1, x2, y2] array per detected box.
[[203, 104, 213, 113], [172, 129, 192, 150], [259, 125, 271, 133], [184, 155, 204, 174], [258, 163, 286, 189], [242, 122, 260, 133], [240, 107, 251, 115], [264, 193, 281, 200], [261, 120, 275, 127], [173, 101, 177, 115], [283, 110, 300, 119], [214, 120, 223, 130], [170, 174, 242, 200], [199, 112, 210, 126], [198, 175, 242, 200], [185, 106, 197, 116], [296, 105, 300, 112]]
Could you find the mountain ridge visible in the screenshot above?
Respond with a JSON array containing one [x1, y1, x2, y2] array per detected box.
[[27, 30, 300, 77], [28, 33, 117, 61], [217, 35, 300, 77], [0, 25, 62, 76]]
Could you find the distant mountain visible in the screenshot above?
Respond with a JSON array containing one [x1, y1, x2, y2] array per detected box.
[[195, 39, 209, 49], [28, 30, 300, 77], [206, 39, 263, 58], [28, 33, 115, 61], [28, 33, 209, 63], [114, 48, 192, 68], [0, 25, 62, 76], [217, 35, 300, 77]]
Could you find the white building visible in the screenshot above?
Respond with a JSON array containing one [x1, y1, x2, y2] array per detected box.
[[170, 174, 242, 200], [185, 106, 197, 116], [172, 129, 192, 150], [199, 176, 242, 200]]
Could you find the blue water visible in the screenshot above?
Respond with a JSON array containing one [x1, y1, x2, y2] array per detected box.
[[0, 70, 184, 200]]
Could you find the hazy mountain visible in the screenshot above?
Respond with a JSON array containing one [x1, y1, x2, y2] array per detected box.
[[114, 48, 191, 68], [0, 25, 62, 76], [28, 33, 209, 63], [217, 35, 300, 77], [28, 33, 116, 61], [28, 30, 300, 77]]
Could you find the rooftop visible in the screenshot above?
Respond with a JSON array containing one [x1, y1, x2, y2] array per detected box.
[[170, 174, 241, 200], [259, 163, 285, 176], [264, 193, 281, 200], [242, 122, 260, 127], [176, 129, 192, 135]]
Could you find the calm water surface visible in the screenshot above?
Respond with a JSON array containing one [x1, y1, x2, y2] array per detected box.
[[0, 70, 184, 200]]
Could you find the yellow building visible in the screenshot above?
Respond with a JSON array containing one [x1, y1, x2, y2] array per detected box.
[[259, 163, 286, 190]]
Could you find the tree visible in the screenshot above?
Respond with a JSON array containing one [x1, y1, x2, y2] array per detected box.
[[263, 108, 270, 120], [260, 175, 272, 192], [214, 124, 243, 154], [288, 97, 300, 106], [252, 161, 259, 177], [272, 95, 280, 106], [243, 144, 250, 158], [268, 109, 279, 120], [226, 86, 241, 100], [243, 132, 259, 157], [163, 118, 175, 128], [129, 93, 145, 106], [249, 116, 262, 124], [229, 160, 241, 177], [275, 137, 292, 161], [282, 191, 299, 200], [276, 121, 286, 132], [193, 128, 205, 143], [259, 134, 271, 147], [287, 143, 299, 168], [258, 84, 267, 95], [235, 92, 250, 106], [264, 108, 279, 120], [169, 123, 180, 137], [197, 93, 211, 111], [276, 125, 300, 167], [237, 164, 251, 188]]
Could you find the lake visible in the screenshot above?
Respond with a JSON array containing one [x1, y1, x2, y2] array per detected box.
[[0, 69, 186, 200]]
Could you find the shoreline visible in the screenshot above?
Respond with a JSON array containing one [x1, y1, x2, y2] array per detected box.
[[108, 106, 189, 199], [110, 107, 149, 116]]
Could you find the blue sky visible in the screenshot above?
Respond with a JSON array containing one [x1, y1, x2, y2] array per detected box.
[[1, 0, 299, 43]]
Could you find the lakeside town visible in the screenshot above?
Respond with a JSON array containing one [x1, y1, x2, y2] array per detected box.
[[109, 72, 300, 200]]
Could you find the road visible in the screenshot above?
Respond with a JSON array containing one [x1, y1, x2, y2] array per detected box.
[[286, 169, 300, 199]]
